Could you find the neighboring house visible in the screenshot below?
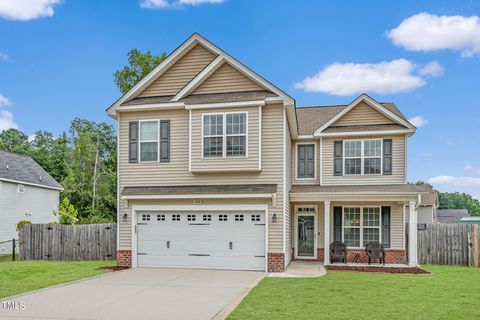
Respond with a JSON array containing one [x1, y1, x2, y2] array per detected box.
[[437, 209, 469, 224], [107, 34, 426, 272], [406, 187, 439, 224], [0, 150, 62, 254]]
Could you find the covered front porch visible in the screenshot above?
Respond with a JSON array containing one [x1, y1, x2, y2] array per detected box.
[[289, 184, 426, 268]]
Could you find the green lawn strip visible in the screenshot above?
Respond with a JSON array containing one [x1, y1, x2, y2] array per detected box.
[[228, 265, 480, 320], [0, 260, 116, 298], [0, 254, 19, 263]]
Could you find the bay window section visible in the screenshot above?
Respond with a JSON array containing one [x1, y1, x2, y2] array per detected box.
[[344, 141, 361, 175], [203, 112, 247, 158], [226, 113, 246, 156], [203, 114, 223, 157], [140, 121, 159, 162], [343, 207, 381, 247], [343, 139, 382, 175]]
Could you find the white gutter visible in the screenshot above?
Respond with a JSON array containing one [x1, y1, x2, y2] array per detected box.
[[0, 178, 63, 191]]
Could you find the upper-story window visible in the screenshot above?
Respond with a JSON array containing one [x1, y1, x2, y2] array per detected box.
[[140, 121, 158, 162], [203, 112, 247, 158], [17, 184, 25, 193], [344, 139, 382, 175], [297, 143, 315, 179]]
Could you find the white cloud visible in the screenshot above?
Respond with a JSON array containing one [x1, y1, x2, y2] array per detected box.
[[0, 110, 18, 132], [0, 0, 62, 21], [0, 52, 8, 61], [28, 134, 36, 142], [419, 61, 444, 77], [140, 0, 224, 9], [409, 116, 428, 128], [387, 13, 480, 57], [465, 165, 473, 171], [429, 176, 480, 188], [294, 59, 425, 96], [0, 94, 10, 107]]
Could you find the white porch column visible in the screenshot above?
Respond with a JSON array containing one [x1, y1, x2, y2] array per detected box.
[[408, 200, 418, 267], [324, 200, 331, 265]]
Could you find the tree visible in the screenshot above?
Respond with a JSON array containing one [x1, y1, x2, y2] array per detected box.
[[439, 192, 480, 216], [114, 48, 167, 94], [413, 181, 434, 189], [30, 131, 69, 183], [54, 197, 78, 225], [0, 129, 32, 155], [61, 118, 116, 223]]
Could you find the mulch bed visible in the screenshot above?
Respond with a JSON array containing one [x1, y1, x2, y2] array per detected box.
[[325, 265, 430, 274], [96, 266, 130, 272]]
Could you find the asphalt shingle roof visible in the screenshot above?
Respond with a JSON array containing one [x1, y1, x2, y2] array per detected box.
[[0, 150, 62, 190]]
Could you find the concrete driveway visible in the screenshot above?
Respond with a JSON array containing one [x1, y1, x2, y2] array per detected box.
[[0, 268, 265, 320]]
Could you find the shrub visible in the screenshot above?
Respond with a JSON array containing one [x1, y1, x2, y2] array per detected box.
[[53, 197, 79, 225], [16, 220, 31, 232]]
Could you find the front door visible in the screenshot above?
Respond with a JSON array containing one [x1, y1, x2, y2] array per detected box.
[[295, 211, 317, 259]]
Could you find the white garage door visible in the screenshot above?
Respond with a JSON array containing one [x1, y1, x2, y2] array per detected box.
[[136, 211, 266, 271]]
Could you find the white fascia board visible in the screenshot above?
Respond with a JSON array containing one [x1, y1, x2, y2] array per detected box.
[[0, 177, 63, 191], [313, 93, 415, 135], [297, 134, 316, 139], [116, 102, 185, 113], [107, 34, 222, 118], [317, 129, 416, 137], [185, 100, 265, 110], [290, 191, 426, 196], [122, 193, 275, 200]]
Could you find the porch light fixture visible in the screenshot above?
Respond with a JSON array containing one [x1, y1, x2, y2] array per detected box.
[[122, 213, 128, 222], [272, 213, 277, 223]]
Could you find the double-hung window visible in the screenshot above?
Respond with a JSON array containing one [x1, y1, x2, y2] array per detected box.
[[139, 121, 159, 162], [343, 207, 381, 247], [344, 139, 382, 175], [203, 112, 247, 158]]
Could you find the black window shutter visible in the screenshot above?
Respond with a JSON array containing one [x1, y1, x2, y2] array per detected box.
[[334, 141, 343, 176], [306, 144, 315, 178], [383, 139, 392, 175], [333, 206, 342, 242], [128, 121, 139, 163], [297, 145, 306, 177], [382, 206, 391, 248], [159, 120, 170, 162]]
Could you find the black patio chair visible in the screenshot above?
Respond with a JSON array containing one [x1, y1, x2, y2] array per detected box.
[[365, 242, 385, 265], [330, 241, 347, 264]]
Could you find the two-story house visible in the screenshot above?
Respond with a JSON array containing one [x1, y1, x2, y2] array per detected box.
[[107, 34, 425, 272]]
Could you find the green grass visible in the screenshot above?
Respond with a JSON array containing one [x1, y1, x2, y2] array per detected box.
[[0, 254, 19, 262], [0, 260, 116, 298], [228, 266, 480, 320]]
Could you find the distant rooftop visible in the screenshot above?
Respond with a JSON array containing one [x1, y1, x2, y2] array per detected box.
[[0, 149, 62, 190], [437, 209, 469, 224]]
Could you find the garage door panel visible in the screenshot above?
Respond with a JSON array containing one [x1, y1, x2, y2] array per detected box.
[[137, 211, 266, 271]]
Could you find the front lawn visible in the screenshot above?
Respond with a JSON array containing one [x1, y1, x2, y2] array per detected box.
[[228, 266, 480, 320], [0, 260, 116, 298]]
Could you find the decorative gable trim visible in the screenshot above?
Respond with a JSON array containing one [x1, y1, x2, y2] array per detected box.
[[313, 94, 415, 136], [107, 33, 221, 118]]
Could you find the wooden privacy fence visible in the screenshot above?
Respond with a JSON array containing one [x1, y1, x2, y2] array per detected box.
[[407, 223, 479, 267], [19, 224, 116, 261]]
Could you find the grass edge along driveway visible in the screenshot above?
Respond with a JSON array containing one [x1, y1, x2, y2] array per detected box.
[[228, 265, 480, 320], [0, 259, 116, 299]]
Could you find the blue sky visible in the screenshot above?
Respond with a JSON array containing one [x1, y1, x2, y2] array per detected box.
[[0, 0, 479, 198]]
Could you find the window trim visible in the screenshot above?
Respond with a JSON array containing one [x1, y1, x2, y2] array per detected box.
[[342, 206, 382, 248], [295, 142, 317, 180], [201, 111, 249, 159], [343, 139, 383, 176], [17, 184, 25, 193], [138, 119, 160, 163]]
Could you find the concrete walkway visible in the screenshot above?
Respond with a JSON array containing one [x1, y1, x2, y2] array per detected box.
[[269, 261, 326, 278], [0, 268, 265, 320]]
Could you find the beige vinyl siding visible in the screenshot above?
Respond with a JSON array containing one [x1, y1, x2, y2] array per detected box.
[[190, 107, 259, 172], [117, 103, 285, 252], [329, 202, 404, 249], [332, 102, 395, 127], [192, 62, 263, 94], [291, 139, 320, 185], [284, 118, 292, 265], [138, 44, 217, 97], [322, 135, 406, 185]]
